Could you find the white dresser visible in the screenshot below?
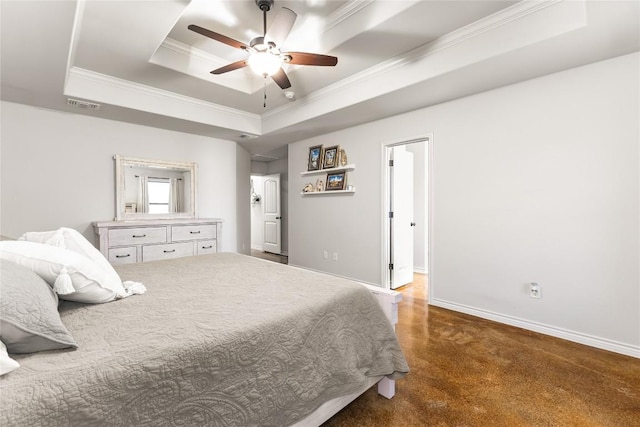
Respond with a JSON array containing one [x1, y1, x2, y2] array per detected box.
[[93, 218, 223, 265]]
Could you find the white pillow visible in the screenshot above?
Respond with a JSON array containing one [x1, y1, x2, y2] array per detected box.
[[0, 241, 125, 303], [0, 341, 20, 376], [18, 228, 146, 299], [20, 227, 121, 288]]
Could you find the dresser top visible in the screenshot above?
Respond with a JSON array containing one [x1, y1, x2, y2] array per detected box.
[[93, 218, 223, 229]]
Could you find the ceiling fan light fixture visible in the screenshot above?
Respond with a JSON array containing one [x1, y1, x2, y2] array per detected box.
[[189, 0, 337, 96], [248, 52, 282, 76]]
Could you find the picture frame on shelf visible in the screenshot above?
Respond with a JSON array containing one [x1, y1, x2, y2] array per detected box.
[[326, 171, 347, 191], [322, 145, 340, 169], [307, 145, 323, 171]]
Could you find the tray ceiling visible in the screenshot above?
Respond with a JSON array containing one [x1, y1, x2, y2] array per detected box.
[[1, 1, 638, 157]]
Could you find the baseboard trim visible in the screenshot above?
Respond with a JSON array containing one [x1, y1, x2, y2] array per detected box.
[[431, 298, 640, 359], [288, 264, 381, 289], [251, 246, 288, 256], [413, 267, 427, 274]]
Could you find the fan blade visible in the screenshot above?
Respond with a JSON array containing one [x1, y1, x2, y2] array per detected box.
[[265, 7, 297, 46], [188, 24, 248, 50], [284, 52, 338, 66], [271, 68, 291, 89], [211, 60, 248, 75]]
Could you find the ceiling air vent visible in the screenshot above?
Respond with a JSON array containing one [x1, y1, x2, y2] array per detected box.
[[239, 133, 259, 140], [67, 98, 101, 110]]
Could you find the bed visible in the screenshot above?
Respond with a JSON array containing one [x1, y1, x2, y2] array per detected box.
[[0, 252, 409, 426]]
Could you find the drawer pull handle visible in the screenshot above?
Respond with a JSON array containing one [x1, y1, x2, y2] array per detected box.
[[115, 254, 131, 258], [163, 249, 176, 253], [190, 231, 201, 234], [132, 234, 146, 238], [201, 245, 213, 249]]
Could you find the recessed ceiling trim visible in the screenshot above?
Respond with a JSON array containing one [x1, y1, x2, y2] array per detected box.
[[65, 67, 261, 135], [323, 0, 375, 32], [262, 0, 587, 133], [63, 0, 588, 139], [151, 38, 260, 94], [314, 0, 417, 54], [251, 153, 279, 161], [267, 0, 575, 119], [64, 0, 86, 89]]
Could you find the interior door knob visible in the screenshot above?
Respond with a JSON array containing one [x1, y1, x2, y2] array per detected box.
[[410, 222, 416, 227], [276, 216, 282, 219]]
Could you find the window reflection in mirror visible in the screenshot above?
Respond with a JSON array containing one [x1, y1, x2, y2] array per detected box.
[[147, 179, 171, 214], [115, 155, 197, 220]]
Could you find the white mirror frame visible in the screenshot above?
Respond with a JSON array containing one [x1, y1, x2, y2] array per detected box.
[[114, 154, 197, 221]]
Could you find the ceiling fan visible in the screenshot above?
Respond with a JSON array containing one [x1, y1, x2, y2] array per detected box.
[[188, 0, 338, 91]]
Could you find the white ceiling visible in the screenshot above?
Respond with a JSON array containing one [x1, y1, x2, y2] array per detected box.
[[1, 1, 638, 159]]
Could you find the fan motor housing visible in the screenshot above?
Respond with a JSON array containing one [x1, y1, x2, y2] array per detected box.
[[256, 0, 273, 11]]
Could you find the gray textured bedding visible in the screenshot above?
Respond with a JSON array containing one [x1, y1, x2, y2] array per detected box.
[[0, 253, 408, 426]]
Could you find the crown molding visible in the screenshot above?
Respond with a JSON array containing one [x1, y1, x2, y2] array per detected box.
[[162, 37, 224, 65], [324, 0, 375, 32], [63, 0, 587, 138], [151, 38, 261, 94], [263, 0, 582, 124], [65, 67, 261, 134], [64, 0, 86, 88]]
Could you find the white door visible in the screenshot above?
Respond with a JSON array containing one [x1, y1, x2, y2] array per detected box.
[[390, 147, 414, 289], [262, 174, 281, 254]]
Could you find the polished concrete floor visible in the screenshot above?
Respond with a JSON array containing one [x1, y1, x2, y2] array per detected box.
[[323, 274, 640, 426], [250, 249, 288, 264]]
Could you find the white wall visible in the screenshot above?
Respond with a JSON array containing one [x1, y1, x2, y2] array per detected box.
[[0, 101, 241, 252], [290, 135, 383, 284], [288, 53, 639, 356], [235, 144, 251, 255], [250, 161, 268, 175]]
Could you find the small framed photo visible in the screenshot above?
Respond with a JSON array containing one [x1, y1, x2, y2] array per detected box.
[[307, 145, 323, 171], [322, 145, 340, 169], [326, 171, 346, 191]]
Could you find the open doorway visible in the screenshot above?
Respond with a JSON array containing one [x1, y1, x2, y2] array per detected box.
[[382, 136, 431, 292]]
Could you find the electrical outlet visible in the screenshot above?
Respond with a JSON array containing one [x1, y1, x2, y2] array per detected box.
[[323, 250, 328, 260], [332, 252, 338, 261], [530, 282, 542, 299]]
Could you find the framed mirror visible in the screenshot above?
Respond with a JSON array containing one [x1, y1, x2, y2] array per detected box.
[[114, 155, 197, 220]]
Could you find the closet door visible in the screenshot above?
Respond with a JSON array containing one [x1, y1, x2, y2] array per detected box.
[[262, 174, 282, 254]]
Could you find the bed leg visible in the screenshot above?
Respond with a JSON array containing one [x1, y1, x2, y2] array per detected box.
[[377, 377, 395, 399]]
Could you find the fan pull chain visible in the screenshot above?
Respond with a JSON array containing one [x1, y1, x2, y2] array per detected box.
[[263, 77, 267, 108]]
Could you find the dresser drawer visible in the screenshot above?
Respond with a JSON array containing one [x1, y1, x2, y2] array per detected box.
[[196, 240, 217, 255], [142, 242, 193, 262], [108, 227, 167, 246], [172, 224, 216, 241], [108, 247, 137, 265]]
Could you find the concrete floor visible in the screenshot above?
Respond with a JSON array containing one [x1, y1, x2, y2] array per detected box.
[[323, 274, 640, 426], [250, 249, 288, 264]]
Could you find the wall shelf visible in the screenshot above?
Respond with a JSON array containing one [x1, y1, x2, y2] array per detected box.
[[300, 189, 355, 196], [300, 164, 355, 177]]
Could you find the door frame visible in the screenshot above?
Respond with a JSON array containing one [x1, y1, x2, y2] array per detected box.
[[381, 134, 433, 297]]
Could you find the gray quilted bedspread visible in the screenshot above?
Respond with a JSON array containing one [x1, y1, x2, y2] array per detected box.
[[0, 253, 408, 426]]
